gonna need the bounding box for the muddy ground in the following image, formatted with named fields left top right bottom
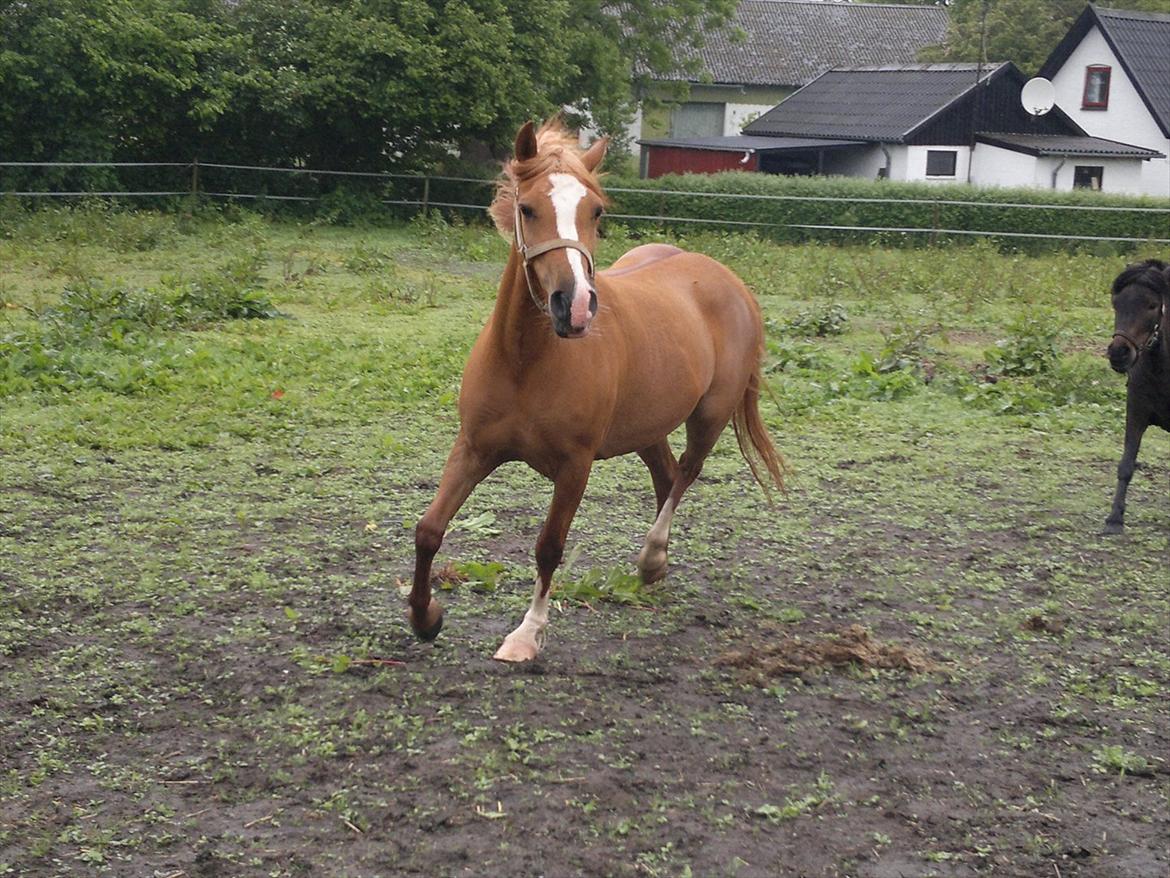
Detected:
left=2, top=429, right=1167, bottom=878
left=1, top=217, right=1168, bottom=877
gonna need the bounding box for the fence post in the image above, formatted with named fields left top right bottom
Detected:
left=422, top=175, right=430, bottom=216
left=190, top=157, right=200, bottom=201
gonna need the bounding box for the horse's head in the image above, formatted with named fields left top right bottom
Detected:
left=1107, top=259, right=1168, bottom=373
left=492, top=121, right=609, bottom=338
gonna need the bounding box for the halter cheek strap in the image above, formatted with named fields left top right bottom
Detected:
left=513, top=196, right=596, bottom=314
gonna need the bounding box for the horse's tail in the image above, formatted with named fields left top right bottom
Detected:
left=732, top=360, right=788, bottom=503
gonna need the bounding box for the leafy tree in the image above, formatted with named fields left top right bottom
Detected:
left=0, top=0, right=232, bottom=163
left=922, top=0, right=1170, bottom=75
left=557, top=0, right=738, bottom=147
left=0, top=0, right=739, bottom=172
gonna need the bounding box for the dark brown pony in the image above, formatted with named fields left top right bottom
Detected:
left=408, top=120, right=784, bottom=660
left=1104, top=258, right=1169, bottom=533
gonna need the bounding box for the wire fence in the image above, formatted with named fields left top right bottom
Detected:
left=2, top=160, right=1167, bottom=245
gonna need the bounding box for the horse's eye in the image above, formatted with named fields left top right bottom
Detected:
left=593, top=206, right=604, bottom=220
left=520, top=204, right=535, bottom=219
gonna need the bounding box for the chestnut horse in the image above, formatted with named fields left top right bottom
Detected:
left=408, top=120, right=785, bottom=661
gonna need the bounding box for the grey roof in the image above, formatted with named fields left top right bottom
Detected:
left=743, top=64, right=1010, bottom=142
left=663, top=0, right=949, bottom=87
left=978, top=133, right=1165, bottom=159
left=1039, top=5, right=1170, bottom=138
left=637, top=135, right=862, bottom=152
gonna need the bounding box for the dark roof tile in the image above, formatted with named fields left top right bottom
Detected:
left=743, top=64, right=1007, bottom=142
left=1095, top=6, right=1170, bottom=138
left=978, top=132, right=1165, bottom=158
left=1039, top=5, right=1170, bottom=138
left=663, top=0, right=949, bottom=87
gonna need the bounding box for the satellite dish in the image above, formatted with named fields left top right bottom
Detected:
left=1021, top=77, right=1055, bottom=116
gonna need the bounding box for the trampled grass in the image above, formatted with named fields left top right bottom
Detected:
left=0, top=204, right=1166, bottom=877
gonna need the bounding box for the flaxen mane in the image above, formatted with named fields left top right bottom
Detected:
left=488, top=119, right=608, bottom=239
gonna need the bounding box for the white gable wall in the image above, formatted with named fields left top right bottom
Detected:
left=1049, top=24, right=1170, bottom=197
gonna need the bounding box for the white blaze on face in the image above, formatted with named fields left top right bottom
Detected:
left=547, top=172, right=593, bottom=328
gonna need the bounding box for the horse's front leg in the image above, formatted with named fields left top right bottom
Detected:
left=409, top=435, right=497, bottom=640
left=1104, top=410, right=1147, bottom=534
left=494, top=458, right=592, bottom=662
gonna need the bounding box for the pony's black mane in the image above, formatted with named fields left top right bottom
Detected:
left=1112, top=258, right=1169, bottom=297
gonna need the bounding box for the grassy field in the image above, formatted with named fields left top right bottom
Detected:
left=0, top=204, right=1167, bottom=877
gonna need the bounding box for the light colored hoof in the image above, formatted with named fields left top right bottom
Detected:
left=493, top=635, right=540, bottom=663
left=637, top=544, right=668, bottom=584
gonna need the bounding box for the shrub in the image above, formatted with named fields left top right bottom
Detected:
left=984, top=313, right=1061, bottom=377
left=605, top=172, right=1169, bottom=252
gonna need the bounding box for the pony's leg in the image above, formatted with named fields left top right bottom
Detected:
left=637, top=410, right=726, bottom=583
left=638, top=440, right=679, bottom=514
left=494, top=460, right=591, bottom=662
left=409, top=436, right=496, bottom=640
left=1104, top=413, right=1147, bottom=534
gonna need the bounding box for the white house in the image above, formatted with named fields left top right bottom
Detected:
left=1038, top=4, right=1170, bottom=198
left=639, top=62, right=1163, bottom=192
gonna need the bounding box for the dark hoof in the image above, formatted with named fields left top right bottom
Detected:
left=407, top=600, right=444, bottom=641
left=1102, top=521, right=1124, bottom=536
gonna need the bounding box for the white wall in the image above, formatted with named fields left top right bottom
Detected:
left=1049, top=24, right=1170, bottom=197
left=899, top=145, right=973, bottom=184
left=1050, top=156, right=1146, bottom=193
left=970, top=142, right=1149, bottom=193
left=971, top=142, right=1038, bottom=188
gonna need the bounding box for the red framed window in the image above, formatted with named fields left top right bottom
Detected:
left=1082, top=65, right=1111, bottom=108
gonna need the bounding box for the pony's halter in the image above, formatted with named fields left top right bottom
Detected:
left=513, top=192, right=596, bottom=314
left=1112, top=298, right=1166, bottom=357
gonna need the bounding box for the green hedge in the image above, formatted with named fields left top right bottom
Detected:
left=604, top=172, right=1170, bottom=251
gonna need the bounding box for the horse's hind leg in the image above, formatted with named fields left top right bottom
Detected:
left=639, top=440, right=678, bottom=514
left=637, top=407, right=726, bottom=583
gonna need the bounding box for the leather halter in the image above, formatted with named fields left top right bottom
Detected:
left=513, top=193, right=596, bottom=314
left=1112, top=298, right=1165, bottom=358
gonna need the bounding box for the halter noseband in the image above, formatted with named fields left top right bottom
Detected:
left=513, top=193, right=596, bottom=314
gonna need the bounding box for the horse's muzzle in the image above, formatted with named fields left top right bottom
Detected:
left=550, top=288, right=597, bottom=338
left=1107, top=338, right=1134, bottom=373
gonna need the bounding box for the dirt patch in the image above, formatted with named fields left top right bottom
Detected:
left=1022, top=613, right=1066, bottom=635
left=717, top=624, right=938, bottom=684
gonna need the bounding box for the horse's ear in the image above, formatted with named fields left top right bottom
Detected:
left=580, top=136, right=609, bottom=172
left=515, top=122, right=538, bottom=162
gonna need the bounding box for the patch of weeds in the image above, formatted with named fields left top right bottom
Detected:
left=765, top=338, right=826, bottom=373
left=344, top=243, right=393, bottom=274
left=985, top=312, right=1060, bottom=378
left=555, top=546, right=655, bottom=606
left=1091, top=745, right=1152, bottom=778
left=448, top=511, right=500, bottom=538
left=752, top=772, right=835, bottom=822
left=770, top=303, right=848, bottom=338
left=449, top=560, right=505, bottom=593
left=874, top=323, right=938, bottom=376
